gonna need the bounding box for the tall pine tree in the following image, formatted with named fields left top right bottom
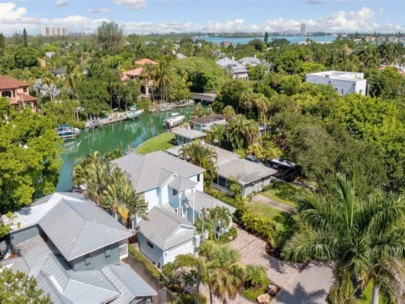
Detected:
left=23, top=28, right=28, bottom=47
left=264, top=32, right=269, bottom=45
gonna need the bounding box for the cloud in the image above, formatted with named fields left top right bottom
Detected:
left=0, top=3, right=403, bottom=35
left=87, top=8, right=109, bottom=14
left=56, top=0, right=68, bottom=7
left=113, top=0, right=146, bottom=10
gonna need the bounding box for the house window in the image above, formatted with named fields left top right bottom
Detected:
left=173, top=188, right=178, bottom=196
left=146, top=240, right=154, bottom=249
left=1, top=91, right=11, bottom=98
left=85, top=254, right=91, bottom=265
left=197, top=174, right=200, bottom=182
left=105, top=247, right=111, bottom=258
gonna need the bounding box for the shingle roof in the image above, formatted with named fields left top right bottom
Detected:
left=102, top=264, right=157, bottom=304
left=185, top=190, right=236, bottom=213
left=0, top=75, right=29, bottom=90
left=217, top=159, right=277, bottom=185
left=169, top=175, right=197, bottom=192
left=138, top=207, right=195, bottom=251
left=113, top=151, right=204, bottom=193
left=39, top=198, right=131, bottom=261
left=172, top=127, right=207, bottom=140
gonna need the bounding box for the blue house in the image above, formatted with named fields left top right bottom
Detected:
left=1, top=192, right=156, bottom=304
left=113, top=151, right=236, bottom=266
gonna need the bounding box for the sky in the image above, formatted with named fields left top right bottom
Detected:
left=0, top=0, right=404, bottom=35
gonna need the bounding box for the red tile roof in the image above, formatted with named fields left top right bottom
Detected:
left=17, top=93, right=37, bottom=102
left=134, top=58, right=157, bottom=65
left=0, top=76, right=29, bottom=90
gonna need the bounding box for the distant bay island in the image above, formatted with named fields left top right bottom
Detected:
left=200, top=35, right=336, bottom=44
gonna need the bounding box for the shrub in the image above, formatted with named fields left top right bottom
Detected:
left=243, top=287, right=267, bottom=302
left=136, top=97, right=151, bottom=113
left=128, top=246, right=161, bottom=280
left=217, top=227, right=237, bottom=243
left=206, top=187, right=246, bottom=210
left=240, top=209, right=276, bottom=246
left=177, top=293, right=207, bottom=304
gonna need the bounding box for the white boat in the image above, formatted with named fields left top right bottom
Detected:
left=164, top=115, right=185, bottom=128
left=126, top=109, right=144, bottom=120
left=56, top=124, right=80, bottom=140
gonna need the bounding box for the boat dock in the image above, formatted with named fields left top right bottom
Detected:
left=85, top=110, right=143, bottom=129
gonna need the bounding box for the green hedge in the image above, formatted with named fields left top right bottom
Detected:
left=217, top=227, right=237, bottom=243
left=206, top=188, right=246, bottom=210
left=177, top=293, right=207, bottom=304
left=243, top=287, right=267, bottom=302
left=128, top=246, right=161, bottom=280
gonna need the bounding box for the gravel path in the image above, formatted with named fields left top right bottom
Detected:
left=253, top=194, right=296, bottom=213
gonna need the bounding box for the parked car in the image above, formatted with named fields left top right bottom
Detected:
left=267, top=158, right=300, bottom=182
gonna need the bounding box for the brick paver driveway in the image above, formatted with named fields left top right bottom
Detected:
left=229, top=227, right=300, bottom=290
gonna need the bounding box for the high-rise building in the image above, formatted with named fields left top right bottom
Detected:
left=41, top=26, right=68, bottom=37
left=300, top=23, right=306, bottom=36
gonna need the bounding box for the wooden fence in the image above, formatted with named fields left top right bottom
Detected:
left=124, top=255, right=181, bottom=304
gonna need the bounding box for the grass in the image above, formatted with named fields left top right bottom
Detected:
left=262, top=181, right=308, bottom=208
left=135, top=132, right=175, bottom=154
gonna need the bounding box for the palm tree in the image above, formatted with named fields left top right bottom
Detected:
left=209, top=207, right=231, bottom=238
left=245, top=265, right=267, bottom=289
left=154, top=58, right=172, bottom=103
left=64, top=61, right=81, bottom=98
left=179, top=142, right=218, bottom=187
left=283, top=174, right=405, bottom=303
left=201, top=243, right=245, bottom=304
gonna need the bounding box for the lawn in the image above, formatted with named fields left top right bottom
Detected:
left=249, top=201, right=293, bottom=230
left=135, top=132, right=175, bottom=154
left=262, top=181, right=308, bottom=208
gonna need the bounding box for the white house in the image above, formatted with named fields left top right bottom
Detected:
left=216, top=57, right=249, bottom=80
left=167, top=143, right=277, bottom=197
left=305, top=71, right=367, bottom=96
left=113, top=151, right=236, bottom=267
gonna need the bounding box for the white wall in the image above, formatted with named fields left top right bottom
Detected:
left=164, top=240, right=196, bottom=264
left=188, top=174, right=204, bottom=191
left=305, top=75, right=367, bottom=96
left=144, top=188, right=160, bottom=211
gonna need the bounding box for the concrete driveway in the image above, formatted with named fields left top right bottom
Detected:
left=272, top=263, right=334, bottom=304
left=230, top=228, right=333, bottom=304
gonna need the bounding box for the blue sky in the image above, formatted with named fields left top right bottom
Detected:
left=1, top=0, right=404, bottom=35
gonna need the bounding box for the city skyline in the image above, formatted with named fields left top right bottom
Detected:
left=1, top=0, right=405, bottom=35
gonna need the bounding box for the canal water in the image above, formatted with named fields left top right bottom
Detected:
left=57, top=106, right=194, bottom=192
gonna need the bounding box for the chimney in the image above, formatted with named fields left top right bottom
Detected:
left=232, top=56, right=235, bottom=61
left=254, top=54, right=256, bottom=59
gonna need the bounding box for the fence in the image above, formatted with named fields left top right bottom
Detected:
left=124, top=254, right=181, bottom=304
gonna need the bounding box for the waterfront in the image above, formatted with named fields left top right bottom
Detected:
left=201, top=35, right=335, bottom=45
left=57, top=107, right=194, bottom=192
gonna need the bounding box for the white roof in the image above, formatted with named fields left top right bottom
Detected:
left=306, top=71, right=364, bottom=81
left=172, top=127, right=207, bottom=140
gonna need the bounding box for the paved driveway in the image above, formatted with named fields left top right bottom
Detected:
left=230, top=228, right=333, bottom=304
left=272, top=263, right=334, bottom=304
left=230, top=228, right=300, bottom=289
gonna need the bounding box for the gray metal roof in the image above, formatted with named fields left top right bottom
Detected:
left=172, top=127, right=207, bottom=140
left=217, top=159, right=277, bottom=185
left=202, top=143, right=240, bottom=166
left=185, top=190, right=236, bottom=213
left=113, top=151, right=204, bottom=193
left=138, top=207, right=195, bottom=251
left=169, top=175, right=197, bottom=192
left=102, top=264, right=157, bottom=304
left=39, top=197, right=131, bottom=261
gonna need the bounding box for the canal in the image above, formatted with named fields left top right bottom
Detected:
left=57, top=106, right=194, bottom=192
